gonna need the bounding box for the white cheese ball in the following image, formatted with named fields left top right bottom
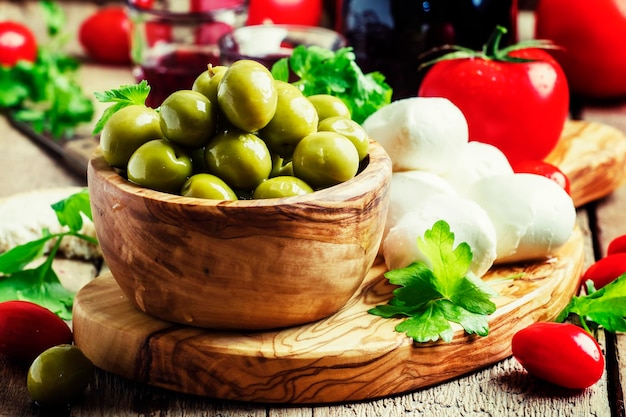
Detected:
left=362, top=97, right=469, bottom=174
left=468, top=173, right=576, bottom=264
left=439, top=141, right=514, bottom=196
left=385, top=170, right=458, bottom=239
left=383, top=194, right=498, bottom=278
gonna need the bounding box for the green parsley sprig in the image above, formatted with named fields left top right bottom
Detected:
left=271, top=45, right=392, bottom=124
left=92, top=80, right=151, bottom=135
left=0, top=1, right=94, bottom=139
left=0, top=189, right=97, bottom=320
left=369, top=220, right=498, bottom=343
left=556, top=276, right=626, bottom=334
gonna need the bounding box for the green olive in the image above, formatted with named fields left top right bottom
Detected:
left=192, top=65, right=227, bottom=104
left=127, top=139, right=193, bottom=194
left=181, top=173, right=238, bottom=200
left=292, top=131, right=360, bottom=189
left=159, top=90, right=216, bottom=148
left=217, top=60, right=277, bottom=132
left=253, top=176, right=314, bottom=199
left=100, top=104, right=163, bottom=169
left=261, top=80, right=318, bottom=158
left=318, top=116, right=369, bottom=161
left=27, top=344, right=94, bottom=407
left=307, top=94, right=351, bottom=121
left=205, top=130, right=272, bottom=190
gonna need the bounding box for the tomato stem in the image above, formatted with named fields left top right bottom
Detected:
left=419, top=25, right=560, bottom=69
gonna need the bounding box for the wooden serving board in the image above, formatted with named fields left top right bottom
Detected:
left=546, top=120, right=626, bottom=206
left=70, top=119, right=625, bottom=404
left=73, top=227, right=584, bottom=404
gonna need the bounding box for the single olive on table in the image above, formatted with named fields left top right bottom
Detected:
left=99, top=59, right=372, bottom=200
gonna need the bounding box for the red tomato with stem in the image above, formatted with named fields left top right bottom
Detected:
left=0, top=21, right=37, bottom=67
left=246, top=0, right=322, bottom=26
left=512, top=322, right=604, bottom=389
left=79, top=6, right=131, bottom=65
left=535, top=0, right=626, bottom=99
left=418, top=26, right=569, bottom=168
left=581, top=253, right=626, bottom=290
left=513, top=160, right=570, bottom=195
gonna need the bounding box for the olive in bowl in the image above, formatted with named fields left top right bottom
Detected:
left=86, top=141, right=391, bottom=330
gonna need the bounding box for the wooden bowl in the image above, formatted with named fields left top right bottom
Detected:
left=87, top=141, right=391, bottom=330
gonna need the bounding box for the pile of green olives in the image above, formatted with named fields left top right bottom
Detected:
left=99, top=60, right=370, bottom=200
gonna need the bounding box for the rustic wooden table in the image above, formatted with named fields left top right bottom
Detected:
left=0, top=2, right=625, bottom=416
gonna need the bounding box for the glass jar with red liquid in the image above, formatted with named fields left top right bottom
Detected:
left=126, top=0, right=247, bottom=108
left=334, top=0, right=518, bottom=99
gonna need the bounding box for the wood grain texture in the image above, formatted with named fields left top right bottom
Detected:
left=72, top=227, right=584, bottom=404
left=545, top=120, right=626, bottom=207
left=87, top=141, right=392, bottom=330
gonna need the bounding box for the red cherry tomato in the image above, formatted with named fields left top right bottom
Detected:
left=512, top=322, right=604, bottom=389
left=129, top=0, right=155, bottom=8
left=535, top=0, right=626, bottom=99
left=79, top=6, right=131, bottom=65
left=607, top=234, right=626, bottom=256
left=513, top=160, right=571, bottom=195
left=418, top=28, right=569, bottom=167
left=0, top=301, right=73, bottom=363
left=246, top=0, right=322, bottom=26
left=581, top=253, right=626, bottom=290
left=0, top=21, right=37, bottom=67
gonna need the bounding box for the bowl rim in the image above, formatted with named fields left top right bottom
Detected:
left=88, top=139, right=391, bottom=209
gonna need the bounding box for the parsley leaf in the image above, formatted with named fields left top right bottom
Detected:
left=369, top=220, right=498, bottom=343
left=556, top=275, right=626, bottom=334
left=271, top=45, right=392, bottom=124
left=92, top=80, right=151, bottom=135
left=0, top=190, right=97, bottom=320
left=0, top=1, right=94, bottom=139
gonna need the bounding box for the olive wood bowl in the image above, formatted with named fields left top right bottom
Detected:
left=87, top=141, right=391, bottom=330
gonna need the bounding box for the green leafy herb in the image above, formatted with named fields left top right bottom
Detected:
left=556, top=275, right=626, bottom=334
left=0, top=189, right=97, bottom=320
left=369, top=220, right=498, bottom=343
left=271, top=45, right=392, bottom=124
left=0, top=1, right=94, bottom=139
left=92, top=80, right=151, bottom=135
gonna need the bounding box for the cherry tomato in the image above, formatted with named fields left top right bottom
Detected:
left=246, top=0, right=322, bottom=26
left=535, top=0, right=626, bottom=99
left=418, top=27, right=569, bottom=167
left=581, top=253, right=626, bottom=290
left=0, top=21, right=37, bottom=67
left=129, top=0, right=155, bottom=8
left=79, top=6, right=131, bottom=65
left=0, top=301, right=73, bottom=363
left=513, top=160, right=570, bottom=195
left=607, top=234, right=626, bottom=256
left=512, top=322, right=604, bottom=389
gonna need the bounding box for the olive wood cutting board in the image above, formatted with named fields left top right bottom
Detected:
left=73, top=226, right=585, bottom=404
left=70, top=118, right=626, bottom=404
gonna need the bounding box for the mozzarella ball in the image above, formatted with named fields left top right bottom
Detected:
left=468, top=173, right=576, bottom=264
left=385, top=170, right=458, bottom=238
left=383, top=194, right=498, bottom=277
left=439, top=141, right=514, bottom=195
left=362, top=97, right=469, bottom=174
